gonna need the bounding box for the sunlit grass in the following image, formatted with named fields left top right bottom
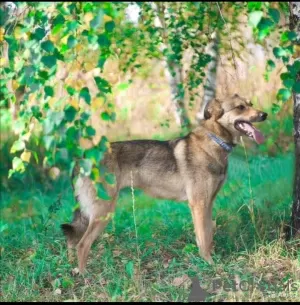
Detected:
left=1, top=151, right=298, bottom=302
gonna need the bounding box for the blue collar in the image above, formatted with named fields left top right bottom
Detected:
left=207, top=132, right=235, bottom=153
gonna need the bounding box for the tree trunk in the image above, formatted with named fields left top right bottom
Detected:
left=289, top=2, right=300, bottom=238
left=196, top=31, right=219, bottom=122
left=164, top=58, right=190, bottom=128
left=151, top=2, right=191, bottom=129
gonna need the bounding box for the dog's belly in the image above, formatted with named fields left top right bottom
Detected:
left=135, top=172, right=187, bottom=201
left=144, top=185, right=187, bottom=201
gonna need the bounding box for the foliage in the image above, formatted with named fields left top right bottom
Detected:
left=0, top=2, right=122, bottom=199
left=1, top=2, right=297, bottom=186
left=247, top=2, right=300, bottom=113
left=0, top=1, right=254, bottom=191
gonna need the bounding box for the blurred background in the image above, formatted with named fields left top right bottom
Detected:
left=0, top=2, right=297, bottom=302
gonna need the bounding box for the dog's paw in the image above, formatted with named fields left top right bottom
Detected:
left=200, top=252, right=214, bottom=265
left=205, top=256, right=214, bottom=265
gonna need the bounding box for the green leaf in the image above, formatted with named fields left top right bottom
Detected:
left=41, top=55, right=57, bottom=69
left=33, top=27, right=46, bottom=41
left=85, top=147, right=104, bottom=163
left=31, top=105, right=42, bottom=120
left=96, top=182, right=111, bottom=200
left=64, top=105, right=77, bottom=122
left=0, top=8, right=8, bottom=26
left=43, top=111, right=64, bottom=134
left=111, top=112, right=116, bottom=122
left=79, top=87, right=91, bottom=105
left=266, top=59, right=275, bottom=72
left=80, top=159, right=92, bottom=176
left=105, top=21, right=115, bottom=33
left=268, top=8, right=280, bottom=24
left=271, top=103, right=281, bottom=114
left=80, top=112, right=91, bottom=123
left=44, top=86, right=54, bottom=97
left=39, top=70, right=49, bottom=80
left=33, top=151, right=39, bottom=164
left=67, top=20, right=79, bottom=32
left=293, top=81, right=300, bottom=93
left=248, top=11, right=263, bottom=28
left=277, top=88, right=291, bottom=102
left=273, top=47, right=287, bottom=59
left=54, top=47, right=64, bottom=61
left=83, top=3, right=93, bottom=12
left=101, top=112, right=110, bottom=121
left=66, top=126, right=80, bottom=142
left=280, top=72, right=292, bottom=81
left=86, top=126, right=96, bottom=137
left=99, top=136, right=109, bottom=152
left=41, top=40, right=55, bottom=53
left=281, top=31, right=297, bottom=43
left=94, top=77, right=111, bottom=93
left=97, top=34, right=111, bottom=47
left=43, top=118, right=54, bottom=135
left=10, top=140, right=25, bottom=153
left=117, top=82, right=130, bottom=91
left=44, top=135, right=54, bottom=150
left=56, top=148, right=69, bottom=163
left=283, top=78, right=295, bottom=89
left=87, top=34, right=98, bottom=45
left=52, top=23, right=64, bottom=35
left=257, top=17, right=274, bottom=40
left=67, top=35, right=77, bottom=48
left=90, top=9, right=104, bottom=28
left=12, top=157, right=25, bottom=172
left=288, top=61, right=300, bottom=77
left=53, top=13, right=65, bottom=26
left=105, top=173, right=116, bottom=185
left=98, top=55, right=107, bottom=69
left=248, top=2, right=262, bottom=11
left=66, top=86, right=76, bottom=96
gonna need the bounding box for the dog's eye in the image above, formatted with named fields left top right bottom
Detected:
left=237, top=105, right=246, bottom=110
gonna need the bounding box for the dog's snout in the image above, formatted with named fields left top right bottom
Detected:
left=260, top=112, right=268, bottom=121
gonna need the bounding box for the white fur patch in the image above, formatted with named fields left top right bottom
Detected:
left=75, top=177, right=95, bottom=220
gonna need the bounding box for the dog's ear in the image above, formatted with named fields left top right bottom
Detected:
left=204, top=98, right=224, bottom=120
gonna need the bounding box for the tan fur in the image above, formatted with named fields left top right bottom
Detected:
left=61, top=94, right=267, bottom=273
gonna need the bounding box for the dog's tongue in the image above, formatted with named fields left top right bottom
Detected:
left=242, top=123, right=265, bottom=144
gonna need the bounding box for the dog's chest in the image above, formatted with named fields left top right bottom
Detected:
left=207, top=160, right=228, bottom=177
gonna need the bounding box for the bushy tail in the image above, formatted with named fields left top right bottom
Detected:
left=61, top=209, right=89, bottom=246
left=61, top=223, right=76, bottom=239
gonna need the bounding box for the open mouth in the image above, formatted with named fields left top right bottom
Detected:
left=234, top=121, right=265, bottom=144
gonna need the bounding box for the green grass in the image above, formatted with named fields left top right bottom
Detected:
left=1, top=151, right=299, bottom=301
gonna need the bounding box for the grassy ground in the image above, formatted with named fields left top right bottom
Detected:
left=1, top=148, right=299, bottom=302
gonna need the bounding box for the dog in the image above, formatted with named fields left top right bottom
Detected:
left=61, top=94, right=267, bottom=273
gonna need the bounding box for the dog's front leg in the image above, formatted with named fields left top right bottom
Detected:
left=189, top=199, right=214, bottom=264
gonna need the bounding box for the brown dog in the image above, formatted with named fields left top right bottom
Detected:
left=61, top=94, right=267, bottom=273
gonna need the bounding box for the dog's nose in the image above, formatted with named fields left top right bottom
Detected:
left=260, top=112, right=268, bottom=121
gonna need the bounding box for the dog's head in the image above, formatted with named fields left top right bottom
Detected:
left=204, top=94, right=268, bottom=144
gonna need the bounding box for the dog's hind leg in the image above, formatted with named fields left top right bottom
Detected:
left=76, top=197, right=117, bottom=273
left=62, top=174, right=119, bottom=273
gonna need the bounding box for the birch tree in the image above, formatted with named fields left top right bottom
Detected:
left=289, top=1, right=300, bottom=238
left=196, top=31, right=219, bottom=122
